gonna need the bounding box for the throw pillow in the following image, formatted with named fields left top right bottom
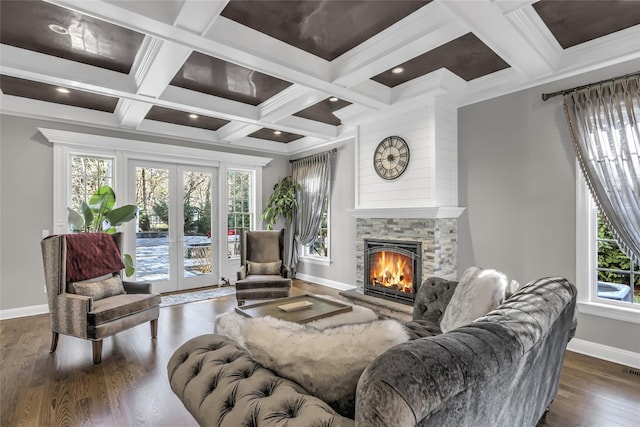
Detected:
left=242, top=316, right=409, bottom=406
left=65, top=233, right=125, bottom=282
left=440, top=266, right=508, bottom=333
left=247, top=260, right=282, bottom=275
left=68, top=274, right=126, bottom=301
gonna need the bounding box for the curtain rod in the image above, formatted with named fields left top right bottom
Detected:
left=289, top=148, right=337, bottom=163
left=541, top=71, right=640, bottom=101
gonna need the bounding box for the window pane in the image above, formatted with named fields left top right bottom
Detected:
left=596, top=213, right=638, bottom=304
left=227, top=170, right=253, bottom=257
left=70, top=155, right=114, bottom=226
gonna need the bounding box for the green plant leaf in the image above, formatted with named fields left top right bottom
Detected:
left=68, top=208, right=85, bottom=231
left=80, top=202, right=94, bottom=231
left=105, top=204, right=138, bottom=228
left=123, top=253, right=135, bottom=277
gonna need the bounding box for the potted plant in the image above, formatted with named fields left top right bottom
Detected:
left=261, top=176, right=300, bottom=230
left=68, top=185, right=138, bottom=276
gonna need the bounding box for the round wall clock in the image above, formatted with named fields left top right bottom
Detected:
left=373, top=136, right=410, bottom=180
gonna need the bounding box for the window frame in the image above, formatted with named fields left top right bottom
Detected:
left=44, top=127, right=269, bottom=277
left=576, top=164, right=640, bottom=324
left=226, top=168, right=257, bottom=259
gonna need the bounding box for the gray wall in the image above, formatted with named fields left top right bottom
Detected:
left=0, top=114, right=288, bottom=311
left=294, top=138, right=357, bottom=286
left=458, top=60, right=640, bottom=354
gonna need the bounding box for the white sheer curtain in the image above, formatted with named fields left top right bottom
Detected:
left=287, top=151, right=332, bottom=272
left=563, top=75, right=640, bottom=263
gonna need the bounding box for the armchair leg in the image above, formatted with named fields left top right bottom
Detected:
left=92, top=340, right=103, bottom=364
left=49, top=331, right=59, bottom=353
left=150, top=319, right=158, bottom=338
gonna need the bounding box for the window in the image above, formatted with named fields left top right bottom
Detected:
left=70, top=155, right=113, bottom=211
left=576, top=170, right=639, bottom=324
left=227, top=169, right=253, bottom=257
left=596, top=213, right=639, bottom=304
left=303, top=195, right=329, bottom=259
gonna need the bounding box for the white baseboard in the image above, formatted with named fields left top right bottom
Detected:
left=295, top=273, right=357, bottom=292
left=567, top=338, right=640, bottom=369
left=0, top=304, right=49, bottom=320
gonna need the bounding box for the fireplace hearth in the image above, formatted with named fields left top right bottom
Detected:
left=364, top=239, right=421, bottom=305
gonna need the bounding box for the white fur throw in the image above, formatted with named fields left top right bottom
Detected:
left=440, top=266, right=508, bottom=333
left=214, top=295, right=379, bottom=347
left=242, top=316, right=409, bottom=405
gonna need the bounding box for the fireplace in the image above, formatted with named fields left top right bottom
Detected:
left=364, top=239, right=422, bottom=305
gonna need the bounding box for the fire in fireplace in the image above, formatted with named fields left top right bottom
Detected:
left=364, top=239, right=421, bottom=305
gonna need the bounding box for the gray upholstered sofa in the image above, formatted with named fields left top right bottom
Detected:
left=167, top=276, right=577, bottom=427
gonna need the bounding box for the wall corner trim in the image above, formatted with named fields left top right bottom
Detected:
left=567, top=338, right=640, bottom=369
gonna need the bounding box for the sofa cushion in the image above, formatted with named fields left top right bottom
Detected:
left=242, top=316, right=409, bottom=413
left=247, top=260, right=282, bottom=275
left=68, top=274, right=125, bottom=301
left=87, top=293, right=161, bottom=326
left=440, top=266, right=507, bottom=333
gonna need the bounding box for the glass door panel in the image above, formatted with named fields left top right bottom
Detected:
left=134, top=166, right=172, bottom=286
left=181, top=169, right=216, bottom=287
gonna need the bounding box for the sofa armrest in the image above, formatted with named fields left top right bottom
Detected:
left=413, top=277, right=458, bottom=324
left=50, top=294, right=92, bottom=337
left=123, top=281, right=153, bottom=294
left=282, top=264, right=292, bottom=278
left=168, top=334, right=354, bottom=427
left=237, top=265, right=247, bottom=280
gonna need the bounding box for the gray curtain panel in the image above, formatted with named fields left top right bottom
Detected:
left=563, top=75, right=640, bottom=263
left=291, top=151, right=333, bottom=268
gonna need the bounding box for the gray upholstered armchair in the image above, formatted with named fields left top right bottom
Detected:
left=41, top=232, right=160, bottom=364
left=235, top=229, right=292, bottom=306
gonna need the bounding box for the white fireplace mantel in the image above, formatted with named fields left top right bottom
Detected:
left=346, top=206, right=466, bottom=219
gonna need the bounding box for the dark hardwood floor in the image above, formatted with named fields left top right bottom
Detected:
left=1, top=280, right=638, bottom=426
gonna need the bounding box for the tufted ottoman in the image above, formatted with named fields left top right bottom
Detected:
left=167, top=334, right=354, bottom=427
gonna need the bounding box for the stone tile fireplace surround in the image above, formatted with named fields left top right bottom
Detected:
left=340, top=216, right=458, bottom=321
left=356, top=217, right=458, bottom=292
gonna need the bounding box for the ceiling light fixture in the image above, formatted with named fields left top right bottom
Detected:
left=329, top=97, right=339, bottom=102
left=391, top=67, right=404, bottom=74
left=48, top=23, right=69, bottom=35
left=56, top=87, right=70, bottom=94
left=274, top=130, right=282, bottom=135
left=189, top=114, right=199, bottom=119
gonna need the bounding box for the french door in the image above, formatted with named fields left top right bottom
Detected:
left=130, top=161, right=218, bottom=294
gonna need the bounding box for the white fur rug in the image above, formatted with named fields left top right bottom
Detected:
left=213, top=295, right=406, bottom=405
left=214, top=294, right=378, bottom=347
left=243, top=316, right=409, bottom=404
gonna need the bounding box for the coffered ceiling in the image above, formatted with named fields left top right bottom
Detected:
left=1, top=0, right=639, bottom=155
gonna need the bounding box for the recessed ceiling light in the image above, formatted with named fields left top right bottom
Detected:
left=391, top=67, right=404, bottom=74
left=189, top=114, right=198, bottom=119
left=274, top=130, right=282, bottom=135
left=56, top=87, right=70, bottom=94
left=329, top=97, right=339, bottom=102
left=48, top=23, right=69, bottom=35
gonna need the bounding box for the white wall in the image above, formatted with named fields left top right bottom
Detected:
left=0, top=114, right=288, bottom=312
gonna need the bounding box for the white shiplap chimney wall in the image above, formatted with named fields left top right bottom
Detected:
left=354, top=96, right=459, bottom=212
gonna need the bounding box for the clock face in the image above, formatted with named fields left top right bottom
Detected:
left=373, top=136, right=410, bottom=180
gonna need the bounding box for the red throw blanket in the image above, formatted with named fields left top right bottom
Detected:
left=65, top=233, right=125, bottom=282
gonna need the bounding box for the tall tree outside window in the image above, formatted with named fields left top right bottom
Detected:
left=227, top=170, right=253, bottom=257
